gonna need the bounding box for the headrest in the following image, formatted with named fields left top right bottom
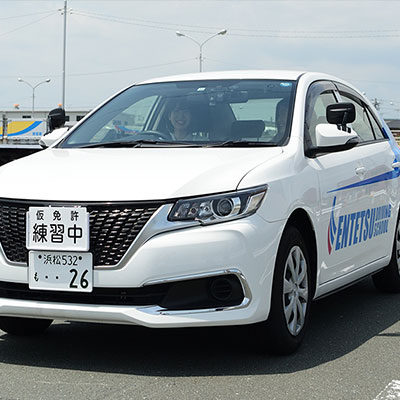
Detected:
left=231, top=120, right=265, bottom=139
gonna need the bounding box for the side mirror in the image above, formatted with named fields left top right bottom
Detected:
left=39, top=127, right=69, bottom=148
left=305, top=123, right=360, bottom=158
left=47, top=108, right=66, bottom=132
left=326, top=103, right=355, bottom=128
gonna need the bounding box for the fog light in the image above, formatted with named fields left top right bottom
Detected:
left=210, top=278, right=233, bottom=301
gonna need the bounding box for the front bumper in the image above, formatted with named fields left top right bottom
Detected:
left=0, top=210, right=284, bottom=327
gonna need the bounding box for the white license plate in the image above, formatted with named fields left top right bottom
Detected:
left=29, top=251, right=93, bottom=292
left=26, top=206, right=89, bottom=251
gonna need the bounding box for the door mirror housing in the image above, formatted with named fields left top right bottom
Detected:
left=39, top=127, right=69, bottom=148
left=305, top=123, right=360, bottom=158
left=315, top=123, right=358, bottom=147
left=47, top=108, right=66, bottom=132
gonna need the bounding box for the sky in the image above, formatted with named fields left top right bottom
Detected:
left=1, top=0, right=400, bottom=119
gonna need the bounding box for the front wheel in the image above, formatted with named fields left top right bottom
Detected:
left=254, top=226, right=312, bottom=355
left=0, top=316, right=53, bottom=336
left=372, top=216, right=400, bottom=293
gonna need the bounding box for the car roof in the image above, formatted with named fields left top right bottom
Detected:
left=138, top=70, right=307, bottom=85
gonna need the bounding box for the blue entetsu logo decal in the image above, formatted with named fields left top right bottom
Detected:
left=327, top=197, right=337, bottom=255
left=328, top=196, right=391, bottom=254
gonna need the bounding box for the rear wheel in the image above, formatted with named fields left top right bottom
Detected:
left=0, top=317, right=52, bottom=336
left=255, top=226, right=312, bottom=355
left=372, top=216, right=400, bottom=293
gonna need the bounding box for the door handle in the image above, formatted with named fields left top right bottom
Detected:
left=392, top=161, right=400, bottom=169
left=355, top=166, right=366, bottom=176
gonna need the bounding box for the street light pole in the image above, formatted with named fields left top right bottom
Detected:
left=17, top=78, right=51, bottom=118
left=62, top=0, right=67, bottom=109
left=176, top=29, right=227, bottom=72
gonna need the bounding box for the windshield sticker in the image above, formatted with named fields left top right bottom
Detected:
left=328, top=196, right=391, bottom=255
left=280, top=82, right=292, bottom=88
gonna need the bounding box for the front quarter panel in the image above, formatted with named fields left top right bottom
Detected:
left=238, top=74, right=319, bottom=227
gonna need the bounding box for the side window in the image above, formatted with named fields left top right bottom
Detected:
left=340, top=94, right=375, bottom=142
left=313, top=93, right=337, bottom=124
left=305, top=88, right=337, bottom=147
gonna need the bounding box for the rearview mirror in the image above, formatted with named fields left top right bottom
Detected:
left=185, top=90, right=249, bottom=107
left=326, top=103, right=355, bottom=127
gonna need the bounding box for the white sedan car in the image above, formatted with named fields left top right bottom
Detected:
left=0, top=70, right=399, bottom=355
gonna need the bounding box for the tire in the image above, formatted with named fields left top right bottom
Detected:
left=254, top=226, right=312, bottom=355
left=372, top=216, right=400, bottom=293
left=0, top=317, right=53, bottom=336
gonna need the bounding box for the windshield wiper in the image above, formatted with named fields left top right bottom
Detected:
left=206, top=140, right=278, bottom=148
left=74, top=139, right=277, bottom=149
left=79, top=139, right=160, bottom=148
left=78, top=140, right=202, bottom=148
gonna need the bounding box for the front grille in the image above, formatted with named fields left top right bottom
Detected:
left=0, top=200, right=163, bottom=266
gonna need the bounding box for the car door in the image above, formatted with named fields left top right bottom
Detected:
left=335, top=83, right=399, bottom=264
left=304, top=81, right=388, bottom=284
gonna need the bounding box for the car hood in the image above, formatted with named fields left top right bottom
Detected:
left=0, top=147, right=282, bottom=201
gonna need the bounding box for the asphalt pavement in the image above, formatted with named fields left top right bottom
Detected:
left=0, top=277, right=399, bottom=400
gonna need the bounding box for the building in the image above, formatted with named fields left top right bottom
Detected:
left=386, top=119, right=400, bottom=137
left=1, top=109, right=90, bottom=124
left=0, top=108, right=90, bottom=144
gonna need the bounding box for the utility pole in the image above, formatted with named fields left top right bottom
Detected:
left=61, top=0, right=67, bottom=109
left=2, top=114, right=7, bottom=144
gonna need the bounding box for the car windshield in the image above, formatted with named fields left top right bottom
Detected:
left=60, top=79, right=296, bottom=148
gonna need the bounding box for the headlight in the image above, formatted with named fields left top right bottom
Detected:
left=168, top=185, right=267, bottom=224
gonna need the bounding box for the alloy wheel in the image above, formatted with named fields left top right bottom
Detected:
left=396, top=223, right=400, bottom=274
left=283, top=245, right=309, bottom=336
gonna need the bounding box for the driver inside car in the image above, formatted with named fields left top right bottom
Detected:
left=168, top=100, right=195, bottom=140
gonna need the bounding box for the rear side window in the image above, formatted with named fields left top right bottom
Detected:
left=369, top=111, right=385, bottom=140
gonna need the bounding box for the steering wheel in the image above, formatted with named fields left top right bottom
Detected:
left=138, top=130, right=174, bottom=141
